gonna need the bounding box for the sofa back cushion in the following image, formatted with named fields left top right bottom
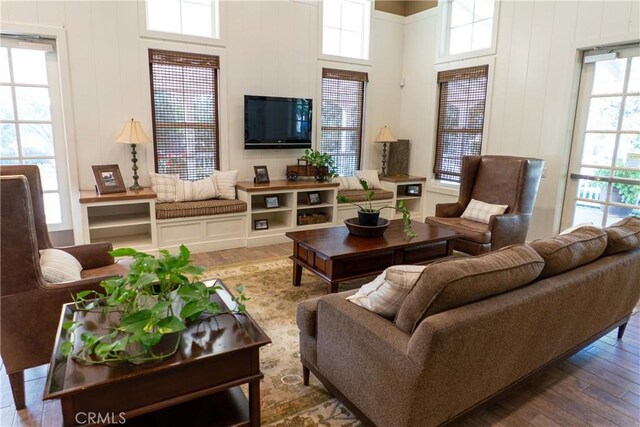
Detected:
left=394, top=245, right=544, bottom=333
left=603, top=216, right=640, bottom=256
left=529, top=226, right=607, bottom=279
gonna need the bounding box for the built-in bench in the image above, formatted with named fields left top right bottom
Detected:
left=155, top=199, right=248, bottom=253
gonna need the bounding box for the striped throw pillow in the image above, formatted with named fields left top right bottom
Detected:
left=332, top=176, right=361, bottom=190
left=461, top=199, right=508, bottom=224
left=346, top=265, right=426, bottom=317
left=355, top=170, right=382, bottom=189
left=149, top=172, right=178, bottom=202
left=39, top=249, right=82, bottom=283
left=175, top=176, right=220, bottom=202
left=213, top=170, right=239, bottom=200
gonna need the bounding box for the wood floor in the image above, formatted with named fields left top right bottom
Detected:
left=1, top=243, right=639, bottom=427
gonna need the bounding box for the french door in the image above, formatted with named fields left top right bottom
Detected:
left=562, top=45, right=640, bottom=229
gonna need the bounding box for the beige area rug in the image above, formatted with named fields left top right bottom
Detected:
left=205, top=257, right=365, bottom=427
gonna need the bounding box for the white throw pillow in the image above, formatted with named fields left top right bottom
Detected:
left=346, top=265, right=426, bottom=317
left=355, top=170, right=382, bottom=189
left=212, top=169, right=239, bottom=200
left=333, top=176, right=361, bottom=190
left=175, top=176, right=221, bottom=202
left=39, top=249, right=83, bottom=283
left=149, top=172, right=178, bottom=202
left=460, top=199, right=508, bottom=224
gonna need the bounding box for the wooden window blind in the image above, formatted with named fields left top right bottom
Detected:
left=149, top=49, right=220, bottom=180
left=320, top=68, right=368, bottom=176
left=434, top=65, right=488, bottom=182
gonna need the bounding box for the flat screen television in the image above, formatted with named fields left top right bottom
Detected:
left=244, top=95, right=312, bottom=149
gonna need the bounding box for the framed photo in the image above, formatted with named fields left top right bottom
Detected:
left=405, top=184, right=422, bottom=196
left=254, top=165, right=270, bottom=184
left=92, top=164, right=126, bottom=195
left=307, top=191, right=321, bottom=205
left=254, top=219, right=269, bottom=230
left=264, top=195, right=279, bottom=209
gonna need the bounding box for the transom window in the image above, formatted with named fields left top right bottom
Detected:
left=322, top=0, right=371, bottom=61
left=145, top=0, right=220, bottom=39
left=442, top=0, right=495, bottom=56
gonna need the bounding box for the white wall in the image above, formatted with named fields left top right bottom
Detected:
left=400, top=0, right=640, bottom=240
left=0, top=0, right=404, bottom=191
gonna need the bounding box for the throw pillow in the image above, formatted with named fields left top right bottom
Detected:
left=334, top=176, right=363, bottom=190
left=603, top=216, right=640, bottom=255
left=213, top=169, right=239, bottom=200
left=346, top=265, right=427, bottom=317
left=355, top=170, right=382, bottom=189
left=460, top=199, right=508, bottom=224
left=149, top=172, right=178, bottom=202
left=39, top=249, right=83, bottom=283
left=175, top=176, right=220, bottom=202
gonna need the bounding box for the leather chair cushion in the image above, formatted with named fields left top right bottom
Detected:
left=603, top=216, right=640, bottom=256
left=529, top=226, right=607, bottom=279
left=425, top=216, right=491, bottom=244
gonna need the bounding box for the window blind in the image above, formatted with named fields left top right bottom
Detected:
left=433, top=65, right=488, bottom=182
left=320, top=68, right=368, bottom=176
left=149, top=49, right=220, bottom=180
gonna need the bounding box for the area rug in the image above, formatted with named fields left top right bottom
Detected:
left=204, top=257, right=365, bottom=427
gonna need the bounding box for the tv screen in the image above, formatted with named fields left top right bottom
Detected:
left=244, top=95, right=312, bottom=149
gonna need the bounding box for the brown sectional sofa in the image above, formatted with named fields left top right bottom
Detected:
left=297, top=217, right=640, bottom=426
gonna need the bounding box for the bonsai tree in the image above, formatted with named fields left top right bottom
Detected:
left=337, top=178, right=417, bottom=238
left=300, top=149, right=338, bottom=182
left=62, top=245, right=248, bottom=364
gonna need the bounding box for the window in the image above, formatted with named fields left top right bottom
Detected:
left=149, top=49, right=220, bottom=180
left=442, top=0, right=495, bottom=56
left=145, top=0, right=219, bottom=39
left=0, top=36, right=70, bottom=228
left=433, top=65, right=488, bottom=182
left=322, top=0, right=371, bottom=61
left=320, top=68, right=367, bottom=176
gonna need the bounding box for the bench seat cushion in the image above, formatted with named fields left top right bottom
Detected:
left=337, top=189, right=393, bottom=203
left=156, top=199, right=247, bottom=220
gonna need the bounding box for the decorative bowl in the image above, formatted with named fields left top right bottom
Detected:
left=344, top=217, right=390, bottom=237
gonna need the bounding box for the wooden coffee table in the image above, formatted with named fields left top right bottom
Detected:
left=285, top=220, right=459, bottom=293
left=43, top=280, right=270, bottom=427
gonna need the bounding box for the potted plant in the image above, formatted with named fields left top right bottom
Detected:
left=300, top=149, right=338, bottom=182
left=337, top=178, right=417, bottom=238
left=61, top=245, right=247, bottom=365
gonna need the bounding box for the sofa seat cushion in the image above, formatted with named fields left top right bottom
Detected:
left=425, top=216, right=491, bottom=243
left=156, top=199, right=247, bottom=220
left=603, top=216, right=640, bottom=255
left=529, top=226, right=607, bottom=279
left=395, top=245, right=544, bottom=333
left=337, top=189, right=393, bottom=203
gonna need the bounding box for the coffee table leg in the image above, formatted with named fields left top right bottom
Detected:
left=249, top=379, right=260, bottom=426
left=328, top=282, right=339, bottom=294
left=293, top=263, right=302, bottom=287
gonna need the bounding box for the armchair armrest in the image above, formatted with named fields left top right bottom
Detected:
left=58, top=243, right=114, bottom=270
left=435, top=202, right=465, bottom=218
left=488, top=213, right=532, bottom=250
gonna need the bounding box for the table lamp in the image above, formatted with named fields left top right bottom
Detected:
left=374, top=126, right=398, bottom=176
left=115, top=118, right=151, bottom=191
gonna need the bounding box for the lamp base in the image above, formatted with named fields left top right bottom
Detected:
left=380, top=142, right=389, bottom=176
left=129, top=183, right=144, bottom=191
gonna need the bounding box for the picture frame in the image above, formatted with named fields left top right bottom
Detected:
left=254, top=165, right=270, bottom=184
left=254, top=219, right=269, bottom=230
left=307, top=191, right=321, bottom=205
left=264, top=195, right=279, bottom=209
left=405, top=184, right=422, bottom=196
left=92, top=164, right=126, bottom=195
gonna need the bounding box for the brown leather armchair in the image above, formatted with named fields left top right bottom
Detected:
left=0, top=165, right=128, bottom=409
left=425, top=155, right=544, bottom=255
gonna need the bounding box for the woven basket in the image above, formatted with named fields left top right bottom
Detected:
left=297, top=212, right=329, bottom=225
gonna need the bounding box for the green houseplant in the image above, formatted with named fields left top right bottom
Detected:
left=300, top=149, right=338, bottom=182
left=337, top=178, right=417, bottom=238
left=62, top=245, right=247, bottom=365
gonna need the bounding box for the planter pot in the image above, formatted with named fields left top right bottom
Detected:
left=139, top=289, right=183, bottom=319
left=345, top=217, right=390, bottom=237
left=357, top=210, right=380, bottom=226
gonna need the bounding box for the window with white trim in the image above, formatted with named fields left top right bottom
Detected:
left=145, top=0, right=220, bottom=39
left=322, top=0, right=371, bottom=61
left=0, top=36, right=71, bottom=229
left=442, top=0, right=495, bottom=56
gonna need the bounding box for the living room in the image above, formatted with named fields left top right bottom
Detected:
left=1, top=0, right=639, bottom=426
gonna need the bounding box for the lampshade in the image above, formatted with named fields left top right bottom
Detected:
left=115, top=119, right=151, bottom=145
left=374, top=126, right=397, bottom=144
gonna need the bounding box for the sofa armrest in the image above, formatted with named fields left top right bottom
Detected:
left=435, top=202, right=465, bottom=218
left=58, top=243, right=115, bottom=270
left=488, top=213, right=531, bottom=250
left=297, top=289, right=358, bottom=338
